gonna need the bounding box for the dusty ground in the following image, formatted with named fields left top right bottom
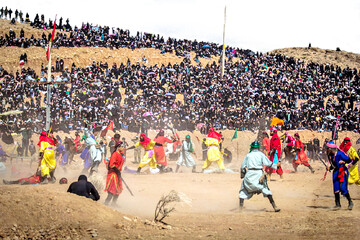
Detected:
left=1, top=130, right=360, bottom=239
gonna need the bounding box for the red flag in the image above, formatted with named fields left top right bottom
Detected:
left=46, top=15, right=57, bottom=61
left=107, top=121, right=114, bottom=131
left=50, top=16, right=57, bottom=42
left=100, top=121, right=114, bottom=137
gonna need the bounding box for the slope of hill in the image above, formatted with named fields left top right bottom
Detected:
left=269, top=47, right=360, bottom=70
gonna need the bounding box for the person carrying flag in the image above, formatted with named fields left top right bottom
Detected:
left=202, top=128, right=225, bottom=172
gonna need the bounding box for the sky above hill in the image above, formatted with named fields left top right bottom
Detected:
left=2, top=0, right=360, bottom=53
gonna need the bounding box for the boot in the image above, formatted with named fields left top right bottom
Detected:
left=2, top=179, right=14, bottom=185
left=308, top=165, right=315, bottom=174
left=175, top=165, right=180, bottom=173
left=334, top=192, right=341, bottom=209
left=104, top=193, right=112, bottom=206
left=49, top=171, right=56, bottom=183
left=268, top=195, right=280, bottom=212
left=41, top=177, right=49, bottom=185
left=192, top=166, right=197, bottom=173
left=345, top=193, right=354, bottom=210
left=239, top=198, right=244, bottom=209
left=136, top=167, right=142, bottom=174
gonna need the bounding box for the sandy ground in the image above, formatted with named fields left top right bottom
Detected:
left=1, top=130, right=360, bottom=239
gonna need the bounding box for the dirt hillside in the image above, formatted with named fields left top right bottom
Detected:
left=269, top=47, right=360, bottom=70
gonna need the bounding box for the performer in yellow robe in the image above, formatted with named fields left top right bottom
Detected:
left=127, top=133, right=162, bottom=174
left=339, top=137, right=360, bottom=186
left=37, top=131, right=57, bottom=183
left=202, top=128, right=225, bottom=171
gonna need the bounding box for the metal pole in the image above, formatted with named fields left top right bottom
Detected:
left=46, top=41, right=52, bottom=131
left=220, top=6, right=226, bottom=79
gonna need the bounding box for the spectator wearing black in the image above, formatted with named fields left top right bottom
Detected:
left=67, top=175, right=100, bottom=201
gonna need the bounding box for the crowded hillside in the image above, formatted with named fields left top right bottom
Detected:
left=0, top=6, right=360, bottom=135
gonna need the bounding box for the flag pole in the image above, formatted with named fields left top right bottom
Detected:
left=220, top=5, right=226, bottom=79
left=46, top=15, right=57, bottom=131
left=46, top=41, right=52, bottom=131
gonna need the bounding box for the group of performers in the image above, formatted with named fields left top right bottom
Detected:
left=1, top=122, right=359, bottom=213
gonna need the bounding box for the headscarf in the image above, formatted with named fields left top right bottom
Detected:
left=208, top=128, right=221, bottom=142
left=339, top=137, right=351, bottom=153
left=37, top=131, right=55, bottom=147
left=185, top=135, right=194, bottom=152
left=270, top=127, right=277, bottom=132
left=140, top=133, right=151, bottom=148
left=326, top=141, right=338, bottom=149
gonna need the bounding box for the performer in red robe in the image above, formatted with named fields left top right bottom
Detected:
left=154, top=130, right=172, bottom=170
left=104, top=141, right=124, bottom=206
left=292, top=133, right=315, bottom=173
left=265, top=127, right=283, bottom=179
left=3, top=172, right=41, bottom=185
left=74, top=132, right=81, bottom=152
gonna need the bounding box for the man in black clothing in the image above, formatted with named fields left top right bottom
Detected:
left=67, top=175, right=100, bottom=201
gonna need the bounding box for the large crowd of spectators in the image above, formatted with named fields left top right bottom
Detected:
left=0, top=6, right=360, bottom=136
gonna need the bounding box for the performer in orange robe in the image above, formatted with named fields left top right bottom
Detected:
left=105, top=141, right=124, bottom=206
left=262, top=132, right=270, bottom=158
left=292, top=133, right=315, bottom=173
left=154, top=130, right=172, bottom=169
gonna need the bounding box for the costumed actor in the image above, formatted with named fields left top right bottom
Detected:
left=126, top=133, right=162, bottom=174
left=239, top=141, right=280, bottom=212
left=202, top=128, right=225, bottom=172
left=326, top=141, right=354, bottom=210
left=104, top=141, right=125, bottom=206
left=37, top=131, right=57, bottom=184
left=339, top=137, right=360, bottom=186
left=265, top=127, right=283, bottom=180
left=176, top=135, right=196, bottom=173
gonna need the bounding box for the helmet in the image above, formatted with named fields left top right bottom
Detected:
left=59, top=177, right=68, bottom=184
left=250, top=141, right=261, bottom=149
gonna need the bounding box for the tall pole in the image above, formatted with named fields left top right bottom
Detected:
left=46, top=41, right=52, bottom=131
left=220, top=6, right=226, bottom=79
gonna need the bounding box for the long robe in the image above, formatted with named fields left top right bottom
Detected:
left=135, top=140, right=157, bottom=169
left=346, top=146, right=360, bottom=186
left=239, top=150, right=276, bottom=199
left=39, top=141, right=56, bottom=177
left=177, top=140, right=196, bottom=167
left=202, top=137, right=225, bottom=170
left=293, top=139, right=310, bottom=167
left=154, top=136, right=172, bottom=166
left=105, top=150, right=124, bottom=195
left=328, top=150, right=351, bottom=195
left=265, top=133, right=283, bottom=175
left=84, top=129, right=102, bottom=164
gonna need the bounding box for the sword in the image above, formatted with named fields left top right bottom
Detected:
left=120, top=175, right=134, bottom=196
